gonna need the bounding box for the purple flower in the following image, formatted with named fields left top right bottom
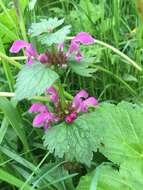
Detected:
left=10, top=40, right=38, bottom=65
left=46, top=87, right=59, bottom=104
left=28, top=102, right=58, bottom=130
left=72, top=90, right=98, bottom=113
left=66, top=32, right=95, bottom=61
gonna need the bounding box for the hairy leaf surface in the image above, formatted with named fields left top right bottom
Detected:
left=15, top=61, right=59, bottom=100
left=43, top=112, right=98, bottom=166
left=94, top=102, right=143, bottom=165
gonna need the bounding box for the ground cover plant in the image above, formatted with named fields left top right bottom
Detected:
left=0, top=0, right=143, bottom=189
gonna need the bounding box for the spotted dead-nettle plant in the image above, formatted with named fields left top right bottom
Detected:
left=10, top=17, right=99, bottom=166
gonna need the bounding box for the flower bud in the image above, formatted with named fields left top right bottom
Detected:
left=38, top=54, right=48, bottom=63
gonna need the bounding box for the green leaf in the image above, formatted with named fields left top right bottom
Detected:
left=77, top=161, right=143, bottom=190
left=93, top=102, right=143, bottom=165
left=0, top=97, right=29, bottom=150
left=0, top=168, right=34, bottom=190
left=0, top=117, right=8, bottom=144
left=43, top=113, right=98, bottom=166
left=29, top=18, right=65, bottom=37
left=39, top=25, right=71, bottom=46
left=68, top=58, right=96, bottom=77
left=15, top=61, right=59, bottom=100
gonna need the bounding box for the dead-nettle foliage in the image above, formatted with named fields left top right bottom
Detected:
left=10, top=17, right=99, bottom=166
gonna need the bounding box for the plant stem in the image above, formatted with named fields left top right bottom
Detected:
left=57, top=80, right=67, bottom=111
left=66, top=37, right=142, bottom=71
left=94, top=39, right=142, bottom=71
left=13, top=0, right=28, bottom=41
left=0, top=52, right=21, bottom=69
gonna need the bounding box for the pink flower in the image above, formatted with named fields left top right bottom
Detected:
left=72, top=90, right=98, bottom=112
left=65, top=90, right=98, bottom=124
left=28, top=102, right=58, bottom=130
left=65, top=112, right=77, bottom=124
left=46, top=87, right=59, bottom=104
left=10, top=40, right=38, bottom=65
left=66, top=32, right=94, bottom=61
left=38, top=54, right=48, bottom=63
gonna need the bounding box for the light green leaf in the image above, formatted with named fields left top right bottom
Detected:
left=39, top=25, right=71, bottom=46
left=29, top=18, right=65, bottom=37
left=94, top=102, right=143, bottom=165
left=68, top=57, right=96, bottom=77
left=15, top=61, right=59, bottom=100
left=43, top=113, right=98, bottom=166
left=77, top=161, right=143, bottom=190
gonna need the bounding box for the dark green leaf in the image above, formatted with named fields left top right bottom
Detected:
left=0, top=97, right=29, bottom=150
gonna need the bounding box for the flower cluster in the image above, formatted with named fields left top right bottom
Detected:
left=10, top=32, right=94, bottom=66
left=28, top=87, right=98, bottom=130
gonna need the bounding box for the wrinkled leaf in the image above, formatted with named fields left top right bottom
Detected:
left=29, top=18, right=65, bottom=37
left=68, top=57, right=96, bottom=77
left=15, top=61, right=59, bottom=100
left=94, top=102, right=143, bottom=165
left=39, top=25, right=71, bottom=46
left=77, top=161, right=143, bottom=190
left=43, top=112, right=98, bottom=166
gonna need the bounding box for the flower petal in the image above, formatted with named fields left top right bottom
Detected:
left=46, top=87, right=58, bottom=104
left=72, top=90, right=88, bottom=110
left=80, top=97, right=98, bottom=112
left=28, top=103, right=48, bottom=113
left=75, top=51, right=83, bottom=61
left=9, top=40, right=28, bottom=53
left=33, top=113, right=47, bottom=126
left=66, top=41, right=79, bottom=57
left=74, top=32, right=95, bottom=44
left=27, top=58, right=34, bottom=65
left=25, top=44, right=38, bottom=57
left=44, top=123, right=51, bottom=130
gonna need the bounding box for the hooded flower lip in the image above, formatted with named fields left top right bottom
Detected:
left=65, top=90, right=98, bottom=124
left=66, top=32, right=95, bottom=61
left=72, top=90, right=98, bottom=113
left=10, top=40, right=38, bottom=65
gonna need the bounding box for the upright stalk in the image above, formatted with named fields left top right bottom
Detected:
left=13, top=0, right=28, bottom=41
